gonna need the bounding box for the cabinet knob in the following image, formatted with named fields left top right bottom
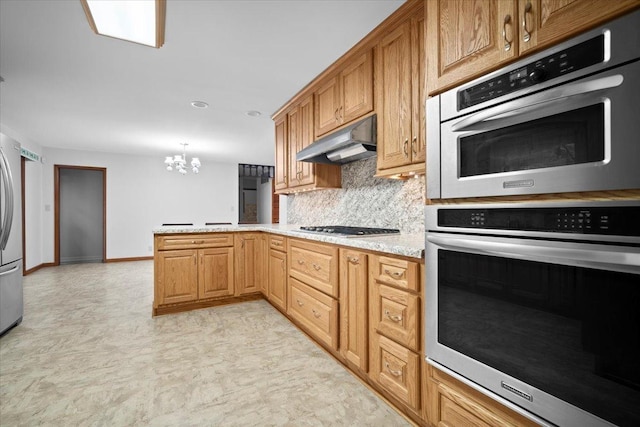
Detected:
left=312, top=263, right=321, bottom=271
left=296, top=299, right=304, bottom=307
left=522, top=2, right=532, bottom=42
left=348, top=256, right=360, bottom=264
left=312, top=309, right=321, bottom=318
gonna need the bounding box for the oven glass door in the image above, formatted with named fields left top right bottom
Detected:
left=439, top=60, right=640, bottom=199
left=427, top=233, right=640, bottom=427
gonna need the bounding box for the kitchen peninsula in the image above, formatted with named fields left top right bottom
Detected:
left=153, top=224, right=426, bottom=424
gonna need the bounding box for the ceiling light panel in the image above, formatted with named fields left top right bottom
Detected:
left=81, top=0, right=165, bottom=48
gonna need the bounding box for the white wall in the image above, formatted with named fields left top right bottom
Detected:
left=41, top=148, right=239, bottom=261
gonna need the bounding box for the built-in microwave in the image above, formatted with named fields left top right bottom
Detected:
left=425, top=200, right=640, bottom=427
left=426, top=10, right=640, bottom=200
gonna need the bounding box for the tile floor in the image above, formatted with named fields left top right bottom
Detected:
left=0, top=261, right=411, bottom=426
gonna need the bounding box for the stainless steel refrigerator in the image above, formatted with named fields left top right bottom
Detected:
left=0, top=133, right=23, bottom=336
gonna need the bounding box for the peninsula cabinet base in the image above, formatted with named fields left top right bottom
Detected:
left=152, top=293, right=262, bottom=317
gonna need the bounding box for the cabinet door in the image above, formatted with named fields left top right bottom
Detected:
left=518, top=0, right=640, bottom=56
left=341, top=51, right=374, bottom=124
left=274, top=116, right=288, bottom=191
left=259, top=234, right=269, bottom=296
left=410, top=11, right=426, bottom=164
left=314, top=76, right=341, bottom=138
left=268, top=248, right=287, bottom=311
left=235, top=234, right=262, bottom=296
left=297, top=95, right=315, bottom=187
left=339, top=249, right=369, bottom=372
left=287, top=105, right=301, bottom=188
left=426, top=0, right=517, bottom=96
left=199, top=247, right=234, bottom=299
left=376, top=21, right=413, bottom=170
left=157, top=249, right=198, bottom=305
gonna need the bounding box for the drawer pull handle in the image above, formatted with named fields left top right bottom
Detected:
left=348, top=256, right=360, bottom=264
left=296, top=299, right=304, bottom=307
left=384, top=269, right=404, bottom=279
left=312, top=263, right=321, bottom=271
left=312, top=309, right=321, bottom=318
left=384, top=310, right=402, bottom=323
left=384, top=362, right=402, bottom=377
left=522, top=1, right=532, bottom=43
left=502, top=14, right=512, bottom=51
left=273, top=241, right=281, bottom=246
left=297, top=260, right=305, bottom=265
left=192, top=240, right=205, bottom=244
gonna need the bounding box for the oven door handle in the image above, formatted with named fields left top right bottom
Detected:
left=451, top=74, right=624, bottom=132
left=427, top=234, right=640, bottom=275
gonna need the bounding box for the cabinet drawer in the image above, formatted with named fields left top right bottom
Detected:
left=269, top=235, right=287, bottom=252
left=157, top=234, right=233, bottom=250
left=370, top=256, right=419, bottom=292
left=288, top=278, right=338, bottom=351
left=371, top=283, right=420, bottom=352
left=371, top=334, right=420, bottom=411
left=289, top=239, right=338, bottom=298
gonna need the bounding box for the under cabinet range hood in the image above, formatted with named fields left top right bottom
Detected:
left=296, top=115, right=376, bottom=165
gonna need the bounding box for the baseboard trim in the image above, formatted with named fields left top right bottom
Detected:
left=105, top=256, right=153, bottom=263
left=24, top=262, right=56, bottom=276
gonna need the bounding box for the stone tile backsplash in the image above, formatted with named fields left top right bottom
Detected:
left=287, top=157, right=425, bottom=234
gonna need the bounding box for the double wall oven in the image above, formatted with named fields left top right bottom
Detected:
left=424, top=10, right=640, bottom=427
left=425, top=201, right=640, bottom=427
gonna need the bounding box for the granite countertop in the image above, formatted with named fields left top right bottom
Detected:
left=153, top=224, right=425, bottom=260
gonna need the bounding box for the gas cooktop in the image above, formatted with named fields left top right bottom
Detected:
left=298, top=226, right=400, bottom=237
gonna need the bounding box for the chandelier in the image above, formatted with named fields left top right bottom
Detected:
left=164, top=143, right=201, bottom=174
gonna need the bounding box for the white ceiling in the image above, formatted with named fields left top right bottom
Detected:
left=0, top=0, right=404, bottom=165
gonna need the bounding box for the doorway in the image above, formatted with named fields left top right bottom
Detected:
left=238, top=164, right=274, bottom=224
left=54, top=166, right=106, bottom=265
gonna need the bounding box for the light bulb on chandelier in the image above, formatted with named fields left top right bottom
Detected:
left=164, top=143, right=201, bottom=174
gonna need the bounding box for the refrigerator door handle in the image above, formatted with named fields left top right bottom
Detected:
left=0, top=264, right=19, bottom=276
left=0, top=148, right=15, bottom=250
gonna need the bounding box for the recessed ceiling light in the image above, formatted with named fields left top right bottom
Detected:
left=191, top=101, right=209, bottom=109
left=246, top=110, right=262, bottom=117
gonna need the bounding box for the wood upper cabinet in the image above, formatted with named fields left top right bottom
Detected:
left=274, top=116, right=288, bottom=191
left=376, top=5, right=425, bottom=175
left=314, top=50, right=374, bottom=138
left=235, top=233, right=264, bottom=296
left=273, top=97, right=341, bottom=195
left=288, top=96, right=314, bottom=188
left=426, top=0, right=640, bottom=95
left=339, top=249, right=369, bottom=373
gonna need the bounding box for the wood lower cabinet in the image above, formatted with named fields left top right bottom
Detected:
left=267, top=235, right=287, bottom=312
left=369, top=254, right=422, bottom=414
left=288, top=278, right=339, bottom=351
left=426, top=0, right=640, bottom=95
left=339, top=249, right=369, bottom=373
left=289, top=239, right=339, bottom=298
left=156, top=249, right=199, bottom=305
left=154, top=233, right=235, bottom=315
left=235, top=233, right=265, bottom=296
left=427, top=364, right=539, bottom=427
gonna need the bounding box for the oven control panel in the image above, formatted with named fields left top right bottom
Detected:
left=438, top=206, right=640, bottom=236
left=458, top=35, right=604, bottom=110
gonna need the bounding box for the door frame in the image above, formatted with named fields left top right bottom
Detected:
left=54, top=165, right=107, bottom=266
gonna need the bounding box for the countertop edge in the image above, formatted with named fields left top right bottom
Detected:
left=153, top=225, right=425, bottom=260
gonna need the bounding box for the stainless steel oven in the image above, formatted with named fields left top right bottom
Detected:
left=426, top=10, right=640, bottom=199
left=425, top=201, right=640, bottom=427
